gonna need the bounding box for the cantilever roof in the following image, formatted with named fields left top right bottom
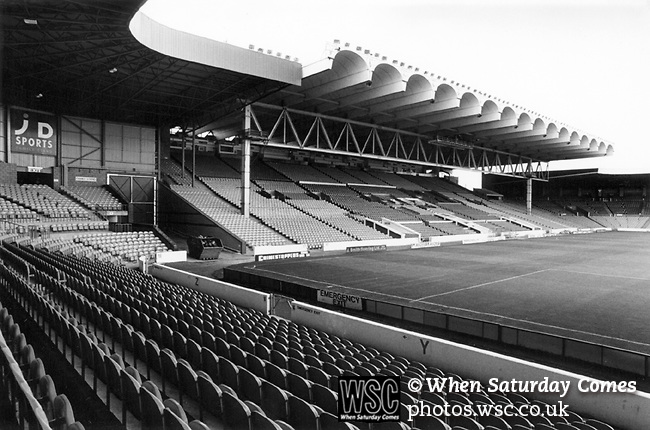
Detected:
left=258, top=42, right=613, bottom=163
left=1, top=1, right=612, bottom=163
left=1, top=0, right=299, bottom=127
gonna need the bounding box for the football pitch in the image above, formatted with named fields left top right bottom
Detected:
left=230, top=232, right=650, bottom=355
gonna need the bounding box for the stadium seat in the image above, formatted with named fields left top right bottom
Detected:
left=251, top=409, right=284, bottom=430
left=222, top=391, right=252, bottom=430
left=311, top=383, right=337, bottom=415
left=49, top=394, right=75, bottom=430
left=120, top=367, right=142, bottom=421
left=218, top=356, right=239, bottom=391
left=177, top=359, right=199, bottom=405
left=287, top=394, right=322, bottom=430
left=261, top=380, right=290, bottom=422
left=140, top=381, right=165, bottom=429
left=36, top=375, right=57, bottom=419
left=287, top=372, right=312, bottom=403
left=238, top=366, right=263, bottom=404
left=196, top=372, right=222, bottom=421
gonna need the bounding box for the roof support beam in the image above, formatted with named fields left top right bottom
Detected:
left=249, top=102, right=548, bottom=180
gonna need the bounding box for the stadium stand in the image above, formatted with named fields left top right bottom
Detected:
left=4, top=4, right=647, bottom=428
left=60, top=186, right=124, bottom=212
left=0, top=241, right=624, bottom=430
left=0, top=185, right=92, bottom=219
left=312, top=165, right=365, bottom=184
left=171, top=182, right=293, bottom=249
left=171, top=151, right=239, bottom=179
left=160, top=153, right=650, bottom=248
left=267, top=161, right=336, bottom=183
left=0, top=266, right=85, bottom=429
left=221, top=157, right=288, bottom=182
left=339, top=167, right=388, bottom=185
left=364, top=172, right=426, bottom=191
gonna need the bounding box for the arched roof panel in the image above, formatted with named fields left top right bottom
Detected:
left=481, top=100, right=499, bottom=116
left=434, top=84, right=457, bottom=102
left=460, top=92, right=480, bottom=108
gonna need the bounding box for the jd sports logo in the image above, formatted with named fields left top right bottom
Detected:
left=15, top=113, right=54, bottom=139
left=11, top=110, right=57, bottom=155
left=338, top=375, right=400, bottom=422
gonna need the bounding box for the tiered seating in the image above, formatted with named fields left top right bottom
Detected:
left=481, top=199, right=579, bottom=230
left=340, top=167, right=388, bottom=185
left=267, top=162, right=334, bottom=183
left=0, top=185, right=92, bottom=219
left=364, top=171, right=425, bottom=191
left=590, top=216, right=650, bottom=230
left=251, top=198, right=353, bottom=249
left=205, top=179, right=361, bottom=248
left=533, top=200, right=569, bottom=216
left=201, top=178, right=250, bottom=208
left=623, top=216, right=650, bottom=228
left=252, top=181, right=390, bottom=241
left=0, top=196, right=40, bottom=221
left=604, top=199, right=643, bottom=215
left=172, top=185, right=292, bottom=248
left=404, top=176, right=460, bottom=197
left=349, top=185, right=411, bottom=199
left=474, top=220, right=527, bottom=233
left=3, top=246, right=216, bottom=429
left=221, top=157, right=288, bottom=181
left=313, top=165, right=363, bottom=184
left=61, top=186, right=123, bottom=212
left=571, top=200, right=611, bottom=217
left=171, top=151, right=239, bottom=178
left=400, top=222, right=445, bottom=239
left=426, top=221, right=477, bottom=236
left=1, top=244, right=622, bottom=430
left=0, top=265, right=85, bottom=430
left=255, top=180, right=307, bottom=199
left=436, top=202, right=497, bottom=221
left=305, top=184, right=419, bottom=222
left=286, top=199, right=390, bottom=241
left=161, top=158, right=194, bottom=186
left=70, top=231, right=170, bottom=263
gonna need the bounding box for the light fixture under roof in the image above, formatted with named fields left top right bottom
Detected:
left=24, top=19, right=38, bottom=25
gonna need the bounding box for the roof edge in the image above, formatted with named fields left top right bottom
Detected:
left=129, top=10, right=303, bottom=86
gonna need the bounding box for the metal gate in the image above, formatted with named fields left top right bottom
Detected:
left=108, top=174, right=157, bottom=225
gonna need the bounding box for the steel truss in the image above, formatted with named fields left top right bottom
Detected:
left=246, top=103, right=548, bottom=181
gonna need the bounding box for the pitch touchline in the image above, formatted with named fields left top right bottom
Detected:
left=430, top=303, right=650, bottom=348
left=550, top=268, right=650, bottom=281
left=245, top=268, right=650, bottom=349
left=411, top=269, right=550, bottom=302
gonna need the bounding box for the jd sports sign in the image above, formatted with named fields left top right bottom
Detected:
left=10, top=108, right=58, bottom=156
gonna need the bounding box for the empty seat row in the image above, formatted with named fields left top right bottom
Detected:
left=1, top=242, right=620, bottom=430
left=0, top=270, right=83, bottom=430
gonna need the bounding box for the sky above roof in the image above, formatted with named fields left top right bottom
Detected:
left=141, top=0, right=650, bottom=174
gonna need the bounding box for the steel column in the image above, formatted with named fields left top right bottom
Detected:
left=241, top=105, right=252, bottom=218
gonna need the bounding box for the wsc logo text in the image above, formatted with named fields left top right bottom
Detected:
left=338, top=376, right=400, bottom=422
